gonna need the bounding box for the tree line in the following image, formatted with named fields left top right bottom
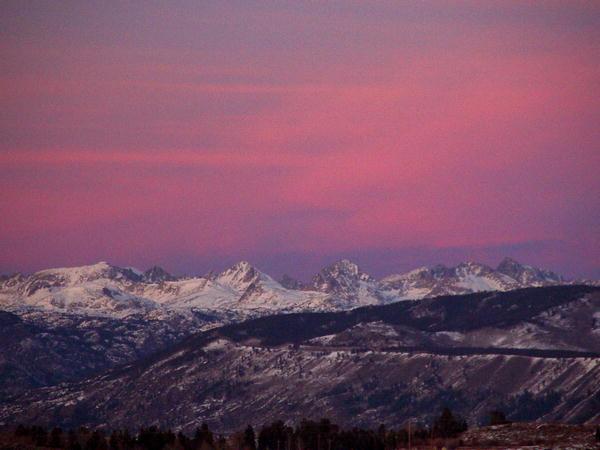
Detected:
left=7, top=408, right=512, bottom=450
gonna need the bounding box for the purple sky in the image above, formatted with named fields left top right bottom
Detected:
left=1, top=1, right=599, bottom=280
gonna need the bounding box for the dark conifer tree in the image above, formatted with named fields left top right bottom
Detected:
left=85, top=430, right=107, bottom=450
left=49, top=427, right=63, bottom=447
left=258, top=420, right=292, bottom=450
left=14, top=424, right=28, bottom=437
left=216, top=434, right=228, bottom=450
left=33, top=426, right=48, bottom=447
left=432, top=407, right=467, bottom=438
left=108, top=431, right=120, bottom=450
left=122, top=430, right=135, bottom=449
left=137, top=426, right=167, bottom=450
left=194, top=422, right=214, bottom=447
left=488, top=410, right=510, bottom=426
left=243, top=425, right=257, bottom=450
left=68, top=429, right=82, bottom=450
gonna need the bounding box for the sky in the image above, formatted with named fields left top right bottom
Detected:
left=1, top=1, right=599, bottom=280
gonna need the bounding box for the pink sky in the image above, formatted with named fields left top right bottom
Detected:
left=1, top=1, right=599, bottom=279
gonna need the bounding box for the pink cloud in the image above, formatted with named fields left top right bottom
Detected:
left=0, top=1, right=598, bottom=276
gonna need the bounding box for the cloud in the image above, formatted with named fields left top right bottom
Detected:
left=0, top=1, right=598, bottom=277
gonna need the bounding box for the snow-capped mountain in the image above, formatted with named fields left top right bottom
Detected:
left=1, top=262, right=598, bottom=427
left=0, top=258, right=594, bottom=321
left=379, top=260, right=523, bottom=300
left=143, top=266, right=178, bottom=283
left=0, top=262, right=158, bottom=318
left=3, top=286, right=598, bottom=432
left=0, top=260, right=330, bottom=320
left=311, top=259, right=381, bottom=308
left=496, top=257, right=563, bottom=286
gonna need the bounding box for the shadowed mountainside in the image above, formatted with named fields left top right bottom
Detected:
left=1, top=285, right=598, bottom=432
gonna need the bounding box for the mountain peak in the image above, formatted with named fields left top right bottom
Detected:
left=230, top=260, right=254, bottom=272
left=327, top=259, right=362, bottom=276
left=217, top=261, right=262, bottom=287
left=497, top=257, right=563, bottom=285
left=19, top=262, right=137, bottom=296
left=312, top=259, right=374, bottom=295
left=143, top=266, right=176, bottom=283
left=497, top=256, right=523, bottom=271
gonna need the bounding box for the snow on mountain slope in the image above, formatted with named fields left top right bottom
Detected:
left=4, top=286, right=598, bottom=432
left=213, top=261, right=326, bottom=310
left=0, top=261, right=329, bottom=319
left=311, top=259, right=381, bottom=308
left=380, top=261, right=524, bottom=300
left=132, top=261, right=330, bottom=314
left=142, top=266, right=177, bottom=283
left=0, top=258, right=595, bottom=321
left=0, top=262, right=157, bottom=318
left=497, top=257, right=563, bottom=286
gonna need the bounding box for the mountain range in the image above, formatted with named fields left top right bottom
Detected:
left=0, top=258, right=598, bottom=432
left=1, top=285, right=598, bottom=432
left=0, top=257, right=589, bottom=321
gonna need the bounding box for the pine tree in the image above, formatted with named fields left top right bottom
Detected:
left=194, top=422, right=214, bottom=447
left=33, top=426, right=48, bottom=447
left=488, top=410, right=510, bottom=426
left=85, top=430, right=107, bottom=450
left=49, top=427, right=63, bottom=448
left=14, top=424, right=29, bottom=437
left=432, top=407, right=467, bottom=438
left=243, top=425, right=257, bottom=450
left=108, top=431, right=120, bottom=450
left=68, top=429, right=82, bottom=450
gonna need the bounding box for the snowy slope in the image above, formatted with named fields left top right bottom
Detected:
left=380, top=261, right=538, bottom=300
left=497, top=257, right=563, bottom=285
left=0, top=258, right=595, bottom=321
left=310, top=259, right=381, bottom=308
left=0, top=261, right=329, bottom=320
left=0, top=262, right=157, bottom=318
left=3, top=286, right=598, bottom=432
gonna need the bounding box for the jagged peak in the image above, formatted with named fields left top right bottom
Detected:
left=338, top=258, right=359, bottom=268
left=312, top=259, right=374, bottom=294
left=124, top=266, right=143, bottom=276
left=498, top=256, right=520, bottom=265
left=497, top=256, right=527, bottom=271
left=217, top=261, right=265, bottom=286
left=322, top=259, right=362, bottom=276
left=143, top=266, right=176, bottom=283
left=220, top=260, right=256, bottom=276
left=496, top=257, right=563, bottom=284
